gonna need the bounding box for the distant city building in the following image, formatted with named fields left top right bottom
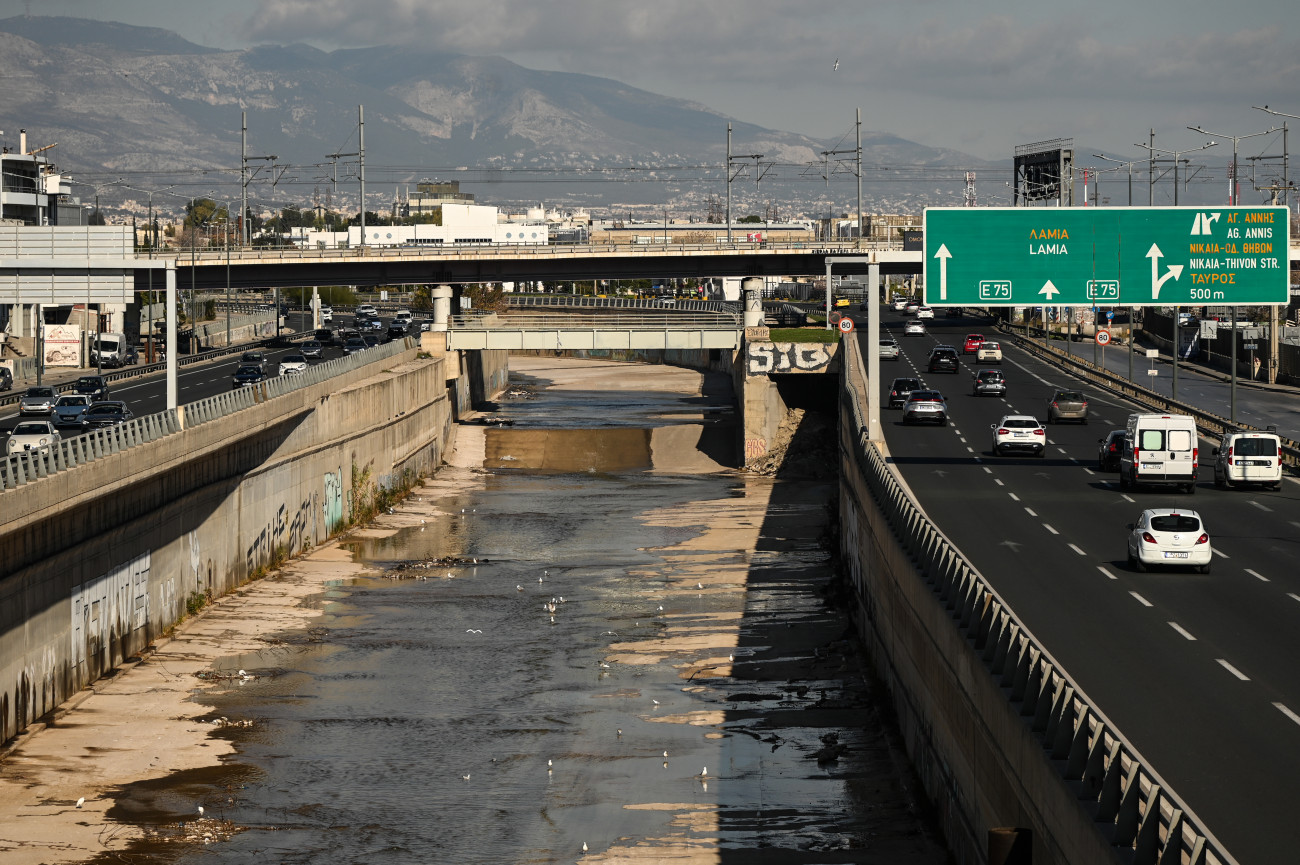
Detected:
left=0, top=129, right=87, bottom=226
left=291, top=204, right=548, bottom=248
left=398, top=179, right=476, bottom=218
left=591, top=220, right=816, bottom=245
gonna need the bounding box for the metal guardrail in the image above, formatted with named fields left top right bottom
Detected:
left=507, top=295, right=739, bottom=315
left=450, top=311, right=741, bottom=330
left=841, top=338, right=1236, bottom=865
left=995, top=324, right=1300, bottom=470
left=0, top=338, right=411, bottom=493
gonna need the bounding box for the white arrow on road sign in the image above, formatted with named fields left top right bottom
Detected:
left=1039, top=280, right=1060, bottom=301
left=934, top=244, right=952, bottom=301
left=1145, top=243, right=1183, bottom=300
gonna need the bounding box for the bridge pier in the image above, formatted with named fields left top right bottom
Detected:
left=431, top=284, right=452, bottom=331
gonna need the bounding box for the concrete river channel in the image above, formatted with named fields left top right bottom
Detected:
left=24, top=357, right=949, bottom=864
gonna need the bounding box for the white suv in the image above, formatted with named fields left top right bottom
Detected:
left=356, top=303, right=378, bottom=317
left=991, top=415, right=1045, bottom=457
left=320, top=306, right=333, bottom=323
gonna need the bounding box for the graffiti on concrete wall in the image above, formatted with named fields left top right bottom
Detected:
left=745, top=438, right=768, bottom=460
left=746, top=342, right=835, bottom=375
left=324, top=468, right=344, bottom=533
left=71, top=552, right=151, bottom=681
left=246, top=495, right=314, bottom=575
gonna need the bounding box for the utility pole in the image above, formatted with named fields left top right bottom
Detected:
left=725, top=122, right=762, bottom=245
left=240, top=111, right=278, bottom=247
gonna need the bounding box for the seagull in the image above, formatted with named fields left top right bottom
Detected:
left=699, top=767, right=708, bottom=778
left=387, top=507, right=394, bottom=514
left=599, top=662, right=611, bottom=669
left=651, top=699, right=660, bottom=705
left=548, top=759, right=553, bottom=767
left=657, top=605, right=663, bottom=612
left=238, top=669, right=247, bottom=677
left=466, top=629, right=483, bottom=634
left=663, top=750, right=668, bottom=758
left=583, top=842, right=588, bottom=852
left=76, top=797, right=85, bottom=808
left=517, top=585, right=523, bottom=591
left=617, top=729, right=623, bottom=737
left=696, top=583, right=703, bottom=590
left=197, top=805, right=204, bottom=817
left=728, top=653, right=734, bottom=662
left=462, top=773, right=471, bottom=781
left=833, top=58, right=839, bottom=71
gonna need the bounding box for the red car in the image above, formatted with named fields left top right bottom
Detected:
left=963, top=334, right=986, bottom=354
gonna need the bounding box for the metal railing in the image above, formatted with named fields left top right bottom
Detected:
left=450, top=311, right=741, bottom=331
left=841, top=337, right=1236, bottom=865
left=0, top=338, right=411, bottom=493
left=995, top=324, right=1300, bottom=470
left=507, top=295, right=738, bottom=315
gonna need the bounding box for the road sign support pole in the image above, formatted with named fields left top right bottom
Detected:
left=1230, top=305, right=1237, bottom=423
left=827, top=255, right=877, bottom=441
left=1172, top=311, right=1179, bottom=402
left=1128, top=307, right=1134, bottom=384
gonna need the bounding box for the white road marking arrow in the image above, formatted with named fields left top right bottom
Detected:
left=1146, top=243, right=1183, bottom=300
left=933, top=244, right=951, bottom=301
left=1038, top=280, right=1059, bottom=301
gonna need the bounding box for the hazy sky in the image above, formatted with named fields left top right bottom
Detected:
left=9, top=0, right=1300, bottom=161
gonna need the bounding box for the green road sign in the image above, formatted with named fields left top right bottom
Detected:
left=923, top=206, right=1290, bottom=307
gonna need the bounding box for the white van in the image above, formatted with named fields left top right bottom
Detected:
left=1213, top=428, right=1284, bottom=491
left=1119, top=413, right=1199, bottom=494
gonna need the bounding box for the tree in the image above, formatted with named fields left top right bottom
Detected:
left=183, top=198, right=226, bottom=229
left=738, top=214, right=764, bottom=224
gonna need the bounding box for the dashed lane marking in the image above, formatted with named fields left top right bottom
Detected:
left=1288, top=593, right=1300, bottom=604
left=1245, top=569, right=1269, bottom=582
left=1068, top=543, right=1086, bottom=556
left=1168, top=622, right=1197, bottom=641
left=1216, top=659, right=1250, bottom=681
left=1121, top=494, right=1135, bottom=503
left=1249, top=500, right=1272, bottom=512
left=994, top=479, right=1004, bottom=486
left=982, top=466, right=992, bottom=474
left=1097, top=566, right=1117, bottom=580
left=1130, top=591, right=1153, bottom=607
left=1024, top=507, right=1037, bottom=517
left=1274, top=703, right=1300, bottom=727
left=1083, top=468, right=1095, bottom=475
left=1043, top=524, right=1059, bottom=535
left=1009, top=493, right=1020, bottom=501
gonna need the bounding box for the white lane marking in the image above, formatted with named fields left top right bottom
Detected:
left=966, top=446, right=974, bottom=453
left=1168, top=622, right=1197, bottom=641
left=1024, top=507, right=1037, bottom=517
left=1275, top=703, right=1300, bottom=727
left=1249, top=500, right=1272, bottom=512
left=1008, top=492, right=1019, bottom=501
left=1214, top=548, right=1229, bottom=560
left=959, top=437, right=967, bottom=443
left=1057, top=447, right=1068, bottom=454
left=1121, top=494, right=1135, bottom=503
left=1069, top=458, right=1079, bottom=464
left=1245, top=569, right=1269, bottom=583
left=1216, top=659, right=1250, bottom=681
left=1043, top=524, right=1059, bottom=535
left=1130, top=591, right=1153, bottom=607
left=1083, top=468, right=1095, bottom=475
left=982, top=466, right=992, bottom=474
left=1003, top=354, right=1055, bottom=385
left=1288, top=593, right=1300, bottom=604
left=1068, top=543, right=1086, bottom=556
left=994, top=478, right=1004, bottom=486
left=1097, top=566, right=1117, bottom=580
left=1291, top=521, right=1300, bottom=531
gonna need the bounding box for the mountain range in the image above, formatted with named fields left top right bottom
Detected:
left=2, top=16, right=1139, bottom=218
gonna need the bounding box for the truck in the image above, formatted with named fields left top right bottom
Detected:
left=90, top=332, right=137, bottom=368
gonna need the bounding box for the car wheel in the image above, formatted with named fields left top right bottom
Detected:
left=939, top=418, right=948, bottom=427
left=1131, top=551, right=1145, bottom=572
left=1036, top=448, right=1045, bottom=458
left=1184, top=482, right=1196, bottom=495
left=1197, top=562, right=1211, bottom=574
left=1081, top=418, right=1088, bottom=425
left=1214, top=473, right=1225, bottom=489
left=1273, top=481, right=1283, bottom=491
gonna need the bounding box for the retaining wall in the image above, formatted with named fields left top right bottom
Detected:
left=0, top=349, right=467, bottom=746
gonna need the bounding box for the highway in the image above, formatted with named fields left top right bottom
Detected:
left=1, top=311, right=382, bottom=438
left=854, top=309, right=1300, bottom=864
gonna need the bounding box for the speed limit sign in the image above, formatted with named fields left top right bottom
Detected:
left=1095, top=329, right=1111, bottom=346
left=838, top=317, right=855, bottom=334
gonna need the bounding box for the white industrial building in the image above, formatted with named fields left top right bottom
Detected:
left=290, top=204, right=548, bottom=249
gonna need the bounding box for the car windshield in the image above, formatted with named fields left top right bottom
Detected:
left=76, top=377, right=104, bottom=386
left=893, top=379, right=919, bottom=390
left=1055, top=392, right=1084, bottom=402
left=56, top=396, right=87, bottom=406
left=86, top=406, right=119, bottom=416
left=910, top=391, right=942, bottom=401
left=236, top=365, right=262, bottom=375
left=981, top=343, right=1000, bottom=350
left=26, top=387, right=56, bottom=398
left=283, top=356, right=306, bottom=364
left=978, top=372, right=1003, bottom=381
left=12, top=423, right=49, bottom=435
left=1150, top=514, right=1201, bottom=533
left=1003, top=418, right=1039, bottom=429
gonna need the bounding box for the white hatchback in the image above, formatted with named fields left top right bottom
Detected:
left=1127, top=508, right=1212, bottom=573
left=916, top=306, right=935, bottom=319
left=904, top=320, right=926, bottom=336
left=975, top=341, right=1003, bottom=363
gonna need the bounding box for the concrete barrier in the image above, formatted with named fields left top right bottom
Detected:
left=0, top=347, right=476, bottom=746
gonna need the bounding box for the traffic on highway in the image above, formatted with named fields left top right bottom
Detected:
left=852, top=301, right=1300, bottom=864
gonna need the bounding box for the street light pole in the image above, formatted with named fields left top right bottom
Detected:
left=1187, top=125, right=1275, bottom=205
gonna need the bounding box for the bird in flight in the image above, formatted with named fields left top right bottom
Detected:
left=833, top=58, right=839, bottom=71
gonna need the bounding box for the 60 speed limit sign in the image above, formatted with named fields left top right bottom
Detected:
left=1095, top=329, right=1111, bottom=346
left=838, top=317, right=855, bottom=334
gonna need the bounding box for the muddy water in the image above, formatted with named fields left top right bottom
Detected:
left=104, top=360, right=946, bottom=864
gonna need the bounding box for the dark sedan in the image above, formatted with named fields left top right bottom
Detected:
left=73, top=375, right=111, bottom=401
left=300, top=339, right=324, bottom=359
left=83, top=400, right=134, bottom=429
left=232, top=364, right=268, bottom=389
left=1097, top=429, right=1125, bottom=471
left=342, top=336, right=367, bottom=355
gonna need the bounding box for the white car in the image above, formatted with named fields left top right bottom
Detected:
left=278, top=354, right=309, bottom=376
left=321, top=306, right=334, bottom=323
left=893, top=298, right=909, bottom=311
left=904, top=301, right=920, bottom=316
left=7, top=420, right=60, bottom=456
left=975, top=341, right=1003, bottom=364
left=904, top=320, right=926, bottom=336
left=991, top=415, right=1045, bottom=457
left=1127, top=508, right=1212, bottom=573
left=879, top=338, right=901, bottom=360
left=393, top=309, right=413, bottom=326
left=356, top=303, right=378, bottom=317
left=916, top=306, right=935, bottom=319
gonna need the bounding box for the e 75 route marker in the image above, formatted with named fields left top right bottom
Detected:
left=923, top=206, right=1289, bottom=307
